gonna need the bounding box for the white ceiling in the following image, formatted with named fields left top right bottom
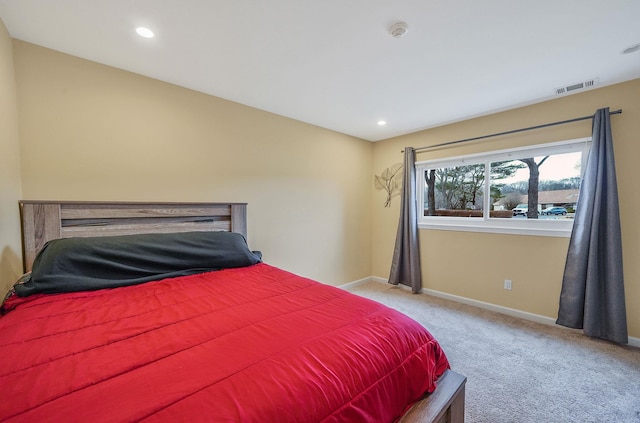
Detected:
left=1, top=0, right=639, bottom=141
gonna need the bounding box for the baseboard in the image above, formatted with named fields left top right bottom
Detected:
left=338, top=276, right=376, bottom=290
left=422, top=287, right=559, bottom=326
left=342, top=276, right=640, bottom=348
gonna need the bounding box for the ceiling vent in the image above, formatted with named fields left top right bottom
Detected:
left=554, top=78, right=599, bottom=95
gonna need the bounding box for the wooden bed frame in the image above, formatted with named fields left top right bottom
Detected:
left=18, top=200, right=466, bottom=423
left=19, top=200, right=248, bottom=272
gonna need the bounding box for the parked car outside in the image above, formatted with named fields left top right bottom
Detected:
left=512, top=204, right=528, bottom=216
left=541, top=206, right=567, bottom=215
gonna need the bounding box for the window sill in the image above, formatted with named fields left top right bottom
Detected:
left=418, top=219, right=573, bottom=237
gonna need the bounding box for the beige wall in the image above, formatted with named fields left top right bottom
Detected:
left=0, top=19, right=23, bottom=297
left=13, top=41, right=373, bottom=287
left=373, top=79, right=640, bottom=339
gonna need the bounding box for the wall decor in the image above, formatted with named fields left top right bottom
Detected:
left=374, top=163, right=403, bottom=207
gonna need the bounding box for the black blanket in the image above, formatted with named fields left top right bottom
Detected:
left=15, top=231, right=262, bottom=297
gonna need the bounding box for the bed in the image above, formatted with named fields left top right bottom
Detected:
left=1, top=201, right=465, bottom=423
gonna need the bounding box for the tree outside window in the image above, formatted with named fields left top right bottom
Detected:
left=416, top=138, right=590, bottom=235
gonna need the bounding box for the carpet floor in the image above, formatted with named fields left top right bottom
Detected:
left=346, top=281, right=640, bottom=423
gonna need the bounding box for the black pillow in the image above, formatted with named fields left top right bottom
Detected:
left=15, top=231, right=261, bottom=297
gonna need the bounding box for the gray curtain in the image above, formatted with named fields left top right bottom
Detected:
left=389, top=147, right=422, bottom=293
left=557, top=108, right=628, bottom=344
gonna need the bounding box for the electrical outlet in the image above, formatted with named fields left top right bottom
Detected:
left=504, top=279, right=512, bottom=290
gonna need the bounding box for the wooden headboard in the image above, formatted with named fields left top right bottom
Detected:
left=19, top=201, right=248, bottom=272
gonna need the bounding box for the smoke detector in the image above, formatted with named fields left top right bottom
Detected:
left=389, top=22, right=408, bottom=38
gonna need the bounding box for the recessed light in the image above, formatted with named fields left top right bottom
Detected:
left=377, top=120, right=387, bottom=126
left=621, top=43, right=640, bottom=54
left=136, top=27, right=154, bottom=38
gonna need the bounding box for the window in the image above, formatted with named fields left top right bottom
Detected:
left=416, top=137, right=591, bottom=237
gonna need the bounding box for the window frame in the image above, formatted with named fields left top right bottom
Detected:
left=415, top=137, right=591, bottom=237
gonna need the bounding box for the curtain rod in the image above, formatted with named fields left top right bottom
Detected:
left=404, top=109, right=622, bottom=153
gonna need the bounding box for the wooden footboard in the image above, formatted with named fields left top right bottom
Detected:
left=399, top=369, right=466, bottom=423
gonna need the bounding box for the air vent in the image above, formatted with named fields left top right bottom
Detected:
left=554, top=78, right=599, bottom=95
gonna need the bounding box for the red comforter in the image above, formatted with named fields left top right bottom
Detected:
left=0, top=263, right=449, bottom=422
